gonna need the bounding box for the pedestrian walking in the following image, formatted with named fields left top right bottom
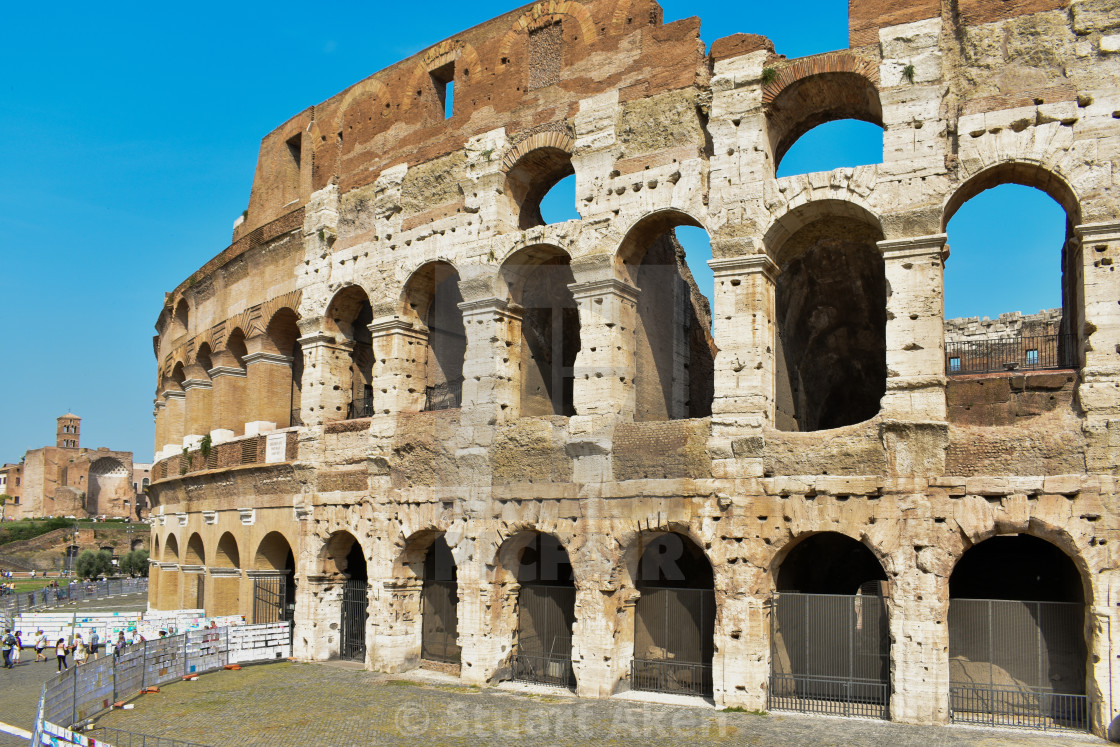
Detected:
left=11, top=632, right=22, bottom=667
left=89, top=629, right=100, bottom=660
left=73, top=639, right=88, bottom=665
left=34, top=630, right=47, bottom=662
left=55, top=638, right=68, bottom=671
left=1, top=628, right=13, bottom=669
left=114, top=632, right=126, bottom=659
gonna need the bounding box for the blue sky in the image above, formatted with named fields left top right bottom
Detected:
left=0, top=1, right=1065, bottom=464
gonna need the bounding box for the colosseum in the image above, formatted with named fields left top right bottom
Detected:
left=145, top=0, right=1120, bottom=738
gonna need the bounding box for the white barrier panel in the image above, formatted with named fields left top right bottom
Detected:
left=13, top=610, right=245, bottom=648
left=228, top=622, right=291, bottom=663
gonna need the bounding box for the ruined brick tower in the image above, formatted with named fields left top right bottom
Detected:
left=56, top=413, right=80, bottom=449
left=145, top=0, right=1120, bottom=739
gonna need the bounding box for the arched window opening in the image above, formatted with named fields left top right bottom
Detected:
left=502, top=246, right=580, bottom=417
left=504, top=147, right=575, bottom=229
left=326, top=286, right=374, bottom=420
left=171, top=298, right=189, bottom=338
left=195, top=344, right=213, bottom=375
left=225, top=329, right=248, bottom=369
left=405, top=263, right=465, bottom=411
left=948, top=535, right=1088, bottom=730
left=776, top=119, right=884, bottom=178
left=771, top=211, right=886, bottom=431
left=944, top=181, right=1076, bottom=376
left=185, top=532, right=207, bottom=610
left=538, top=173, right=578, bottom=225
left=159, top=534, right=180, bottom=610
left=631, top=532, right=715, bottom=698
left=503, top=532, right=576, bottom=689
left=323, top=531, right=368, bottom=663
left=620, top=214, right=716, bottom=421
left=215, top=532, right=240, bottom=569
left=212, top=532, right=242, bottom=617
left=87, top=457, right=129, bottom=518
left=771, top=532, right=890, bottom=719
left=266, top=308, right=303, bottom=427
left=254, top=532, right=296, bottom=624
left=421, top=535, right=460, bottom=665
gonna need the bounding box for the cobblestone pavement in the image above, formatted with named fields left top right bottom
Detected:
left=89, top=662, right=1106, bottom=747
left=0, top=652, right=68, bottom=746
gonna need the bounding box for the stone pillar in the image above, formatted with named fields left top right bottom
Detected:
left=570, top=582, right=624, bottom=697
left=369, top=579, right=422, bottom=672
left=183, top=379, right=212, bottom=440
left=369, top=318, right=427, bottom=416
left=153, top=400, right=166, bottom=458
left=1074, top=222, right=1120, bottom=472
left=244, top=352, right=294, bottom=430
left=567, top=277, right=640, bottom=420
left=708, top=253, right=778, bottom=479
left=208, top=567, right=242, bottom=617
left=293, top=572, right=344, bottom=661
left=158, top=563, right=181, bottom=610
left=209, top=366, right=248, bottom=436
left=877, top=234, right=948, bottom=422
left=713, top=592, right=769, bottom=710
left=162, top=390, right=186, bottom=452
left=458, top=298, right=522, bottom=426
left=1090, top=571, right=1120, bottom=738
left=887, top=554, right=950, bottom=725
left=296, top=331, right=355, bottom=426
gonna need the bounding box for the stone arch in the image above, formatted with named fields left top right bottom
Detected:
left=499, top=244, right=580, bottom=417
left=163, top=533, right=179, bottom=563
left=394, top=529, right=462, bottom=667
left=318, top=530, right=368, bottom=580
left=87, top=457, right=129, bottom=517
left=334, top=77, right=392, bottom=160
left=501, top=133, right=576, bottom=229
left=615, top=209, right=715, bottom=421
left=222, top=327, right=248, bottom=368
left=152, top=535, right=161, bottom=559
left=264, top=306, right=303, bottom=427
left=159, top=533, right=180, bottom=610
left=170, top=298, right=189, bottom=339
left=402, top=261, right=466, bottom=411
left=401, top=40, right=484, bottom=115
left=325, top=284, right=374, bottom=419
left=255, top=531, right=296, bottom=571
left=771, top=530, right=889, bottom=595
left=764, top=199, right=887, bottom=432
left=185, top=532, right=205, bottom=566
left=213, top=532, right=240, bottom=569
left=496, top=3, right=599, bottom=72
left=763, top=59, right=883, bottom=168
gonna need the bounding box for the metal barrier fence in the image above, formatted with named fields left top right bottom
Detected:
left=37, top=621, right=291, bottom=732
left=340, top=580, right=368, bottom=662
left=1, top=577, right=148, bottom=617
left=948, top=597, right=1088, bottom=731
left=421, top=578, right=460, bottom=663
left=769, top=591, right=891, bottom=719
left=632, top=587, right=714, bottom=698
left=512, top=584, right=576, bottom=689
left=86, top=725, right=211, bottom=747
left=945, top=334, right=1075, bottom=376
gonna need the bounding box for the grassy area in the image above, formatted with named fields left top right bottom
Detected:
left=0, top=517, right=139, bottom=546
left=6, top=578, right=59, bottom=593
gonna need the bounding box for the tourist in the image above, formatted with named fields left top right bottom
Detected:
left=73, top=638, right=88, bottom=666
left=55, top=638, right=68, bottom=671
left=89, top=629, right=100, bottom=660
left=1, top=628, right=14, bottom=669
left=34, top=630, right=47, bottom=662
left=114, top=632, right=126, bottom=659
left=11, top=632, right=22, bottom=667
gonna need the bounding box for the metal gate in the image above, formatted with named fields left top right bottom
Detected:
left=511, top=584, right=576, bottom=688
left=949, top=598, right=1087, bottom=731
left=340, top=579, right=369, bottom=662
left=769, top=591, right=890, bottom=718
left=253, top=576, right=287, bottom=624
left=632, top=587, right=714, bottom=697
left=421, top=579, right=460, bottom=663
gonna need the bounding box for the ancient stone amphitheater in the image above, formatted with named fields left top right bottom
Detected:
left=145, top=0, right=1120, bottom=738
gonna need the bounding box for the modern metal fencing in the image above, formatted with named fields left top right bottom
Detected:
left=347, top=395, right=374, bottom=419
left=421, top=578, right=460, bottom=663
left=85, top=725, right=211, bottom=747
left=948, top=598, right=1088, bottom=731
left=769, top=591, right=891, bottom=719
left=36, top=621, right=291, bottom=739
left=424, top=380, right=463, bottom=411
left=252, top=576, right=288, bottom=624
left=511, top=584, right=576, bottom=689
left=340, top=579, right=368, bottom=662
left=945, top=334, right=1075, bottom=376
left=1, top=577, right=148, bottom=617
left=631, top=587, right=714, bottom=698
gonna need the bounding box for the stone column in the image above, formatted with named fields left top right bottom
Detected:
left=208, top=366, right=247, bottom=437
left=243, top=351, right=294, bottom=431
left=567, top=277, right=640, bottom=420
left=877, top=234, right=949, bottom=422
left=458, top=298, right=522, bottom=426
left=295, top=331, right=354, bottom=426
left=182, top=378, right=212, bottom=441
left=887, top=550, right=950, bottom=725
left=369, top=579, right=423, bottom=672
left=153, top=400, right=166, bottom=458
left=1074, top=222, right=1120, bottom=472
left=713, top=592, right=769, bottom=710
left=708, top=253, right=778, bottom=479
left=208, top=567, right=242, bottom=617
left=369, top=317, right=427, bottom=417
left=162, top=389, right=186, bottom=452
left=570, top=581, right=624, bottom=698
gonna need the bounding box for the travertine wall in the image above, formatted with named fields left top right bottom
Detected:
left=147, top=0, right=1120, bottom=738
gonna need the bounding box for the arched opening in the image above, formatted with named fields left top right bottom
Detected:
left=943, top=167, right=1080, bottom=377
left=265, top=308, right=303, bottom=427
left=539, top=173, right=578, bottom=225
left=501, top=246, right=580, bottom=417
left=322, top=531, right=368, bottom=662
left=504, top=147, right=575, bottom=229
left=618, top=213, right=716, bottom=421
left=150, top=536, right=161, bottom=607
left=171, top=298, right=189, bottom=339
left=421, top=535, right=460, bottom=665
left=767, top=71, right=884, bottom=171
left=948, top=535, right=1088, bottom=730
left=185, top=343, right=214, bottom=445
left=160, top=534, right=180, bottom=609
left=87, top=457, right=129, bottom=518
left=326, top=286, right=374, bottom=420
left=403, top=262, right=466, bottom=411
left=770, top=532, right=890, bottom=718
left=212, top=532, right=241, bottom=617
left=631, top=532, right=715, bottom=698
left=776, top=119, right=884, bottom=178
left=500, top=531, right=576, bottom=689
left=253, top=532, right=296, bottom=624
left=768, top=204, right=886, bottom=431
left=163, top=534, right=179, bottom=563
left=185, top=532, right=206, bottom=611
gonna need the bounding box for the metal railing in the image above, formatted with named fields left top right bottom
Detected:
left=87, top=725, right=211, bottom=747
left=631, top=658, right=712, bottom=698
left=512, top=652, right=575, bottom=689
left=2, top=577, right=148, bottom=617
left=423, top=380, right=462, bottom=411
left=347, top=395, right=373, bottom=419
left=945, top=334, right=1075, bottom=376
left=632, top=586, right=715, bottom=698
left=950, top=684, right=1088, bottom=731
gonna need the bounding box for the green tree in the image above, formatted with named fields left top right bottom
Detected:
left=119, top=549, right=150, bottom=577
left=0, top=493, right=10, bottom=523
left=75, top=549, right=113, bottom=580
